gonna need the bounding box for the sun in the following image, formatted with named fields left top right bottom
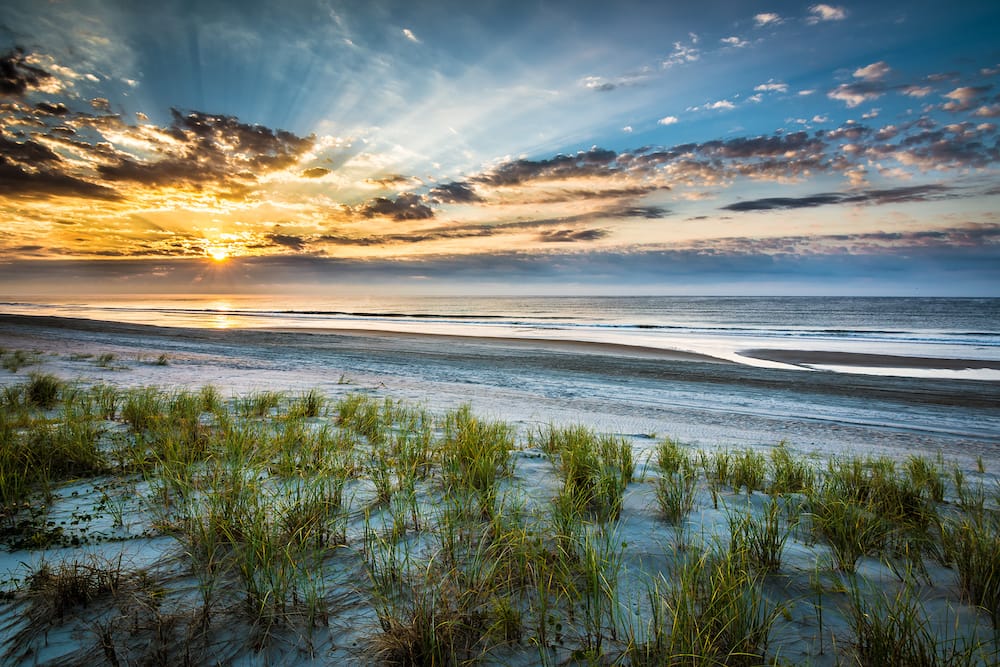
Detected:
left=207, top=247, right=229, bottom=262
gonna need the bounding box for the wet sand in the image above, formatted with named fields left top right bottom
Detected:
left=742, top=348, right=1000, bottom=371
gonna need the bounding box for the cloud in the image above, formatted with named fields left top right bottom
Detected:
left=942, top=86, right=992, bottom=112
left=689, top=100, right=735, bottom=111
left=402, top=28, right=420, bottom=43
left=583, top=76, right=616, bottom=92
left=361, top=193, right=433, bottom=220
left=0, top=48, right=57, bottom=96
left=853, top=61, right=891, bottom=82
left=808, top=4, right=847, bottom=23
left=35, top=101, right=69, bottom=115
left=428, top=181, right=483, bottom=203
left=722, top=184, right=952, bottom=211
left=828, top=81, right=888, bottom=107
left=0, top=158, right=119, bottom=201
left=607, top=205, right=670, bottom=219
left=662, top=39, right=699, bottom=67
left=96, top=109, right=314, bottom=189
left=537, top=228, right=609, bottom=243
left=268, top=233, right=306, bottom=251
left=0, top=135, right=120, bottom=200
left=365, top=174, right=412, bottom=187
left=902, top=85, right=933, bottom=98
left=754, top=13, right=782, bottom=27
left=301, top=167, right=330, bottom=178
left=973, top=105, right=1000, bottom=118
left=720, top=36, right=748, bottom=48
left=754, top=81, right=788, bottom=93
left=657, top=115, right=679, bottom=126
left=473, top=148, right=618, bottom=187
left=582, top=71, right=651, bottom=92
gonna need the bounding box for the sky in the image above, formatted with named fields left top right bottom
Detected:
left=0, top=0, right=998, bottom=296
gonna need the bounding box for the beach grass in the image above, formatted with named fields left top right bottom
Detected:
left=0, top=377, right=997, bottom=665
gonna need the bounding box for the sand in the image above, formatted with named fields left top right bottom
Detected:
left=1, top=314, right=999, bottom=665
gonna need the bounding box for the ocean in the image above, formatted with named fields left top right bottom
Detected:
left=2, top=295, right=999, bottom=380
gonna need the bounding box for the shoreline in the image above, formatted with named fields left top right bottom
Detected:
left=6, top=311, right=1000, bottom=375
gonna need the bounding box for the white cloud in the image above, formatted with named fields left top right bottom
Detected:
left=902, top=85, right=933, bottom=98
left=808, top=4, right=847, bottom=23
left=623, top=126, right=633, bottom=133
left=747, top=94, right=763, bottom=103
left=689, top=100, right=735, bottom=112
left=828, top=84, right=881, bottom=107
left=657, top=116, right=679, bottom=126
left=862, top=108, right=880, bottom=119
left=798, top=89, right=816, bottom=96
left=754, top=81, right=788, bottom=93
left=812, top=115, right=829, bottom=123
left=720, top=36, right=748, bottom=48
left=754, top=12, right=782, bottom=27
left=402, top=28, right=420, bottom=43
left=853, top=61, right=891, bottom=81
left=973, top=105, right=1000, bottom=118
left=663, top=40, right=700, bottom=67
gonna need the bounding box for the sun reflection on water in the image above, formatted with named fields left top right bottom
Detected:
left=209, top=300, right=233, bottom=329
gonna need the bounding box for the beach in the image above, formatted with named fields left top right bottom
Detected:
left=1, top=313, right=999, bottom=665
left=1, top=313, right=997, bottom=465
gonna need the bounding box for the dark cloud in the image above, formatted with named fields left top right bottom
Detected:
left=428, top=181, right=483, bottom=203
left=538, top=228, right=609, bottom=242
left=722, top=184, right=952, bottom=212
left=361, top=193, right=434, bottom=220
left=96, top=109, right=314, bottom=190
left=35, top=101, right=68, bottom=115
left=301, top=167, right=330, bottom=178
left=169, top=109, right=313, bottom=171
left=0, top=135, right=119, bottom=199
left=0, top=135, right=61, bottom=164
left=698, top=132, right=824, bottom=158
left=606, top=205, right=670, bottom=219
left=268, top=233, right=306, bottom=250
left=723, top=194, right=843, bottom=211
left=0, top=48, right=53, bottom=97
left=0, top=160, right=119, bottom=200
left=473, top=147, right=619, bottom=186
